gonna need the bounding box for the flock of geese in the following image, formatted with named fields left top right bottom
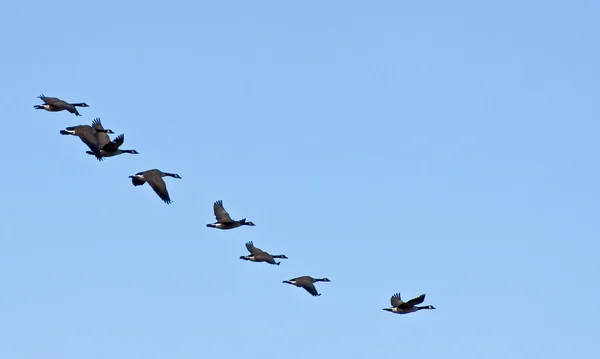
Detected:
left=34, top=94, right=436, bottom=315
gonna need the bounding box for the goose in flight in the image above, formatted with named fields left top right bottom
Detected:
left=85, top=118, right=138, bottom=158
left=34, top=94, right=89, bottom=116
left=206, top=200, right=255, bottom=229
left=282, top=276, right=330, bottom=297
left=240, top=241, right=287, bottom=265
left=382, top=293, right=436, bottom=314
left=129, top=169, right=181, bottom=204
left=60, top=119, right=114, bottom=160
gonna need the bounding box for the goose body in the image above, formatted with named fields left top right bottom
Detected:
left=383, top=293, right=435, bottom=315
left=129, top=169, right=181, bottom=204
left=34, top=94, right=89, bottom=116
left=60, top=118, right=114, bottom=161
left=240, top=241, right=287, bottom=265
left=86, top=134, right=139, bottom=158
left=84, top=117, right=138, bottom=158
left=87, top=118, right=138, bottom=157
left=283, top=276, right=330, bottom=297
left=206, top=200, right=255, bottom=229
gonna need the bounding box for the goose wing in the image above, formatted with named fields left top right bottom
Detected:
left=399, top=294, right=426, bottom=308
left=245, top=241, right=264, bottom=255
left=145, top=172, right=172, bottom=204
left=213, top=200, right=233, bottom=223
left=390, top=293, right=404, bottom=307
left=301, top=281, right=320, bottom=296
left=62, top=103, right=80, bottom=115
left=77, top=126, right=102, bottom=161
left=293, top=276, right=319, bottom=296
left=92, top=118, right=111, bottom=149
left=39, top=95, right=62, bottom=104
left=102, top=134, right=124, bottom=152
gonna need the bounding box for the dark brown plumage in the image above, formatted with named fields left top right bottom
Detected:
left=283, top=276, right=331, bottom=297
left=128, top=169, right=182, bottom=204
left=240, top=241, right=288, bottom=265
left=34, top=94, right=89, bottom=116
left=60, top=119, right=114, bottom=161
left=383, top=293, right=436, bottom=314
left=206, top=200, right=255, bottom=229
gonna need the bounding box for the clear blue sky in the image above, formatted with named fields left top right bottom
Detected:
left=1, top=1, right=598, bottom=358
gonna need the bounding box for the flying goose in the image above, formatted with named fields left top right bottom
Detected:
left=240, top=241, right=288, bottom=265
left=34, top=94, right=89, bottom=116
left=60, top=120, right=114, bottom=160
left=85, top=118, right=138, bottom=158
left=87, top=134, right=139, bottom=158
left=129, top=169, right=182, bottom=204
left=383, top=293, right=435, bottom=314
left=206, top=200, right=255, bottom=229
left=283, top=276, right=331, bottom=297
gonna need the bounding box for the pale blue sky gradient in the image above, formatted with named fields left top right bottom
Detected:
left=1, top=1, right=599, bottom=358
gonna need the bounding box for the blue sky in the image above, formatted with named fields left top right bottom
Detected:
left=1, top=1, right=599, bottom=358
